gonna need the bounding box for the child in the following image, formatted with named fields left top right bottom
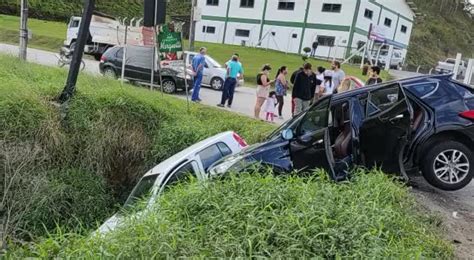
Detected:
left=264, top=91, right=278, bottom=123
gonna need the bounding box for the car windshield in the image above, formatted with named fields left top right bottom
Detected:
left=266, top=96, right=331, bottom=140
left=206, top=55, right=222, bottom=68
left=122, top=174, right=158, bottom=210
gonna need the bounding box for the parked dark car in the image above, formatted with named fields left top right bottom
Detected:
left=99, top=46, right=193, bottom=93
left=210, top=74, right=474, bottom=191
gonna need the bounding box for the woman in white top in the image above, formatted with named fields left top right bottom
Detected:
left=318, top=71, right=335, bottom=97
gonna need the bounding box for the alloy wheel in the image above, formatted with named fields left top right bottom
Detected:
left=211, top=78, right=223, bottom=90
left=162, top=80, right=176, bottom=93
left=432, top=149, right=470, bottom=184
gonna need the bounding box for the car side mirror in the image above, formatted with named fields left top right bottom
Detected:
left=281, top=129, right=294, bottom=141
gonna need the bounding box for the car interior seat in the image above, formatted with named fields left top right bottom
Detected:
left=333, top=103, right=352, bottom=159
left=412, top=109, right=424, bottom=131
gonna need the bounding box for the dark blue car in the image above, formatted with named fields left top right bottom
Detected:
left=210, top=75, right=474, bottom=191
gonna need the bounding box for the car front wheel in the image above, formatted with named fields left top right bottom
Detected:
left=210, top=77, right=224, bottom=90
left=161, top=79, right=177, bottom=94
left=421, top=140, right=473, bottom=191
left=103, top=67, right=117, bottom=79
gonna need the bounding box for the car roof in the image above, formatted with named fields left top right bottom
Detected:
left=144, top=131, right=235, bottom=177
left=331, top=74, right=453, bottom=102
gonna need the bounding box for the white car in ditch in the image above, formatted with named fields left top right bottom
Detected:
left=98, top=131, right=248, bottom=233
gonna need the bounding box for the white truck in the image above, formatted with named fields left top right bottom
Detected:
left=64, top=14, right=145, bottom=60
left=435, top=58, right=467, bottom=77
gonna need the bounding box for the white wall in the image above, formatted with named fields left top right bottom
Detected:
left=393, top=19, right=412, bottom=46
left=260, top=25, right=302, bottom=53
left=264, top=0, right=307, bottom=22
left=307, top=0, right=356, bottom=25
left=356, top=1, right=382, bottom=32
left=195, top=20, right=225, bottom=43
left=375, top=0, right=415, bottom=20
left=227, top=0, right=265, bottom=19
left=198, top=0, right=228, bottom=16
left=303, top=28, right=351, bottom=59
left=225, top=22, right=260, bottom=46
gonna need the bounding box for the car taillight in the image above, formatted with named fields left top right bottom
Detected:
left=233, top=133, right=248, bottom=147
left=100, top=55, right=106, bottom=63
left=459, top=110, right=474, bottom=120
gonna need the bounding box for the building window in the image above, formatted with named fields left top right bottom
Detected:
left=240, top=0, right=254, bottom=8
left=401, top=25, right=407, bottom=33
left=206, top=26, right=216, bottom=34
left=384, top=18, right=392, bottom=27
left=278, top=1, right=295, bottom=10
left=292, top=33, right=298, bottom=38
left=235, top=29, right=250, bottom=37
left=317, top=35, right=335, bottom=46
left=206, top=0, right=219, bottom=6
left=202, top=26, right=206, bottom=33
left=322, top=3, right=342, bottom=13
left=364, top=9, right=373, bottom=19
left=271, top=31, right=276, bottom=36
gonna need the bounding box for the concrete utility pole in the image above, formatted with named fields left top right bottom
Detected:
left=189, top=0, right=197, bottom=51
left=19, top=0, right=28, bottom=60
left=58, top=0, right=95, bottom=103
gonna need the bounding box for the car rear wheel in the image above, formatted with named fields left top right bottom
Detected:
left=421, top=141, right=473, bottom=191
left=161, top=79, right=177, bottom=94
left=103, top=67, right=117, bottom=79
left=210, top=77, right=224, bottom=90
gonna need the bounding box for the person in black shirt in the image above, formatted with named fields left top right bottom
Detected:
left=366, top=66, right=383, bottom=85
left=310, top=41, right=319, bottom=57
left=292, top=63, right=313, bottom=116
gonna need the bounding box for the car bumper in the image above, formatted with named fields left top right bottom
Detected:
left=176, top=78, right=194, bottom=90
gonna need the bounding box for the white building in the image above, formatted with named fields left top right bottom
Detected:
left=195, top=0, right=415, bottom=60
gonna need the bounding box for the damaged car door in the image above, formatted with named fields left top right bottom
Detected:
left=357, top=83, right=412, bottom=175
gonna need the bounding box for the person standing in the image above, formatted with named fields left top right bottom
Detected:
left=254, top=64, right=274, bottom=119
left=275, top=66, right=288, bottom=119
left=218, top=54, right=243, bottom=108
left=191, top=47, right=207, bottom=102
left=331, top=61, right=345, bottom=91
left=292, top=63, right=313, bottom=116
left=310, top=40, right=319, bottom=57
left=366, top=66, right=383, bottom=85
left=264, top=91, right=278, bottom=123
left=319, top=71, right=335, bottom=97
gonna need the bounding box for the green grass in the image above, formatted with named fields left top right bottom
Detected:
left=0, top=14, right=66, bottom=51
left=0, top=53, right=273, bottom=246
left=9, top=171, right=453, bottom=258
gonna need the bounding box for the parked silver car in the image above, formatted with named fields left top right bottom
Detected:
left=162, top=52, right=244, bottom=90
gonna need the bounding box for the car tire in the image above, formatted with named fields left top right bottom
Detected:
left=103, top=67, right=117, bottom=79
left=210, top=77, right=224, bottom=90
left=161, top=78, right=177, bottom=94
left=421, top=140, right=473, bottom=191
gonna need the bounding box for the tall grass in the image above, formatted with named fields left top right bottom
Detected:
left=0, top=54, right=273, bottom=245
left=9, top=170, right=453, bottom=258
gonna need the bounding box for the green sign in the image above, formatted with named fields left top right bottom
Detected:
left=158, top=25, right=182, bottom=53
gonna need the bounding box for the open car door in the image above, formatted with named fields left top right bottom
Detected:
left=358, top=83, right=412, bottom=177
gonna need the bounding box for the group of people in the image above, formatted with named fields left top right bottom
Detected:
left=190, top=46, right=384, bottom=123
left=253, top=61, right=349, bottom=122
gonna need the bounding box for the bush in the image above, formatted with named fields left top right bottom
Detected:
left=0, top=54, right=274, bottom=245
left=10, top=170, right=452, bottom=258
left=303, top=47, right=311, bottom=54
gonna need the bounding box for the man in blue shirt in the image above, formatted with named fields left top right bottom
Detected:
left=191, top=47, right=207, bottom=102
left=217, top=54, right=243, bottom=108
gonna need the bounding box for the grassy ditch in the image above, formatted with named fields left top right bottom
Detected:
left=0, top=53, right=273, bottom=246
left=10, top=171, right=453, bottom=258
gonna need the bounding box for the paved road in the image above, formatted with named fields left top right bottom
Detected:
left=0, top=43, right=293, bottom=123
left=388, top=69, right=422, bottom=79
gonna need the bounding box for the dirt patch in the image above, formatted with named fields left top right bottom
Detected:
left=410, top=176, right=474, bottom=259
